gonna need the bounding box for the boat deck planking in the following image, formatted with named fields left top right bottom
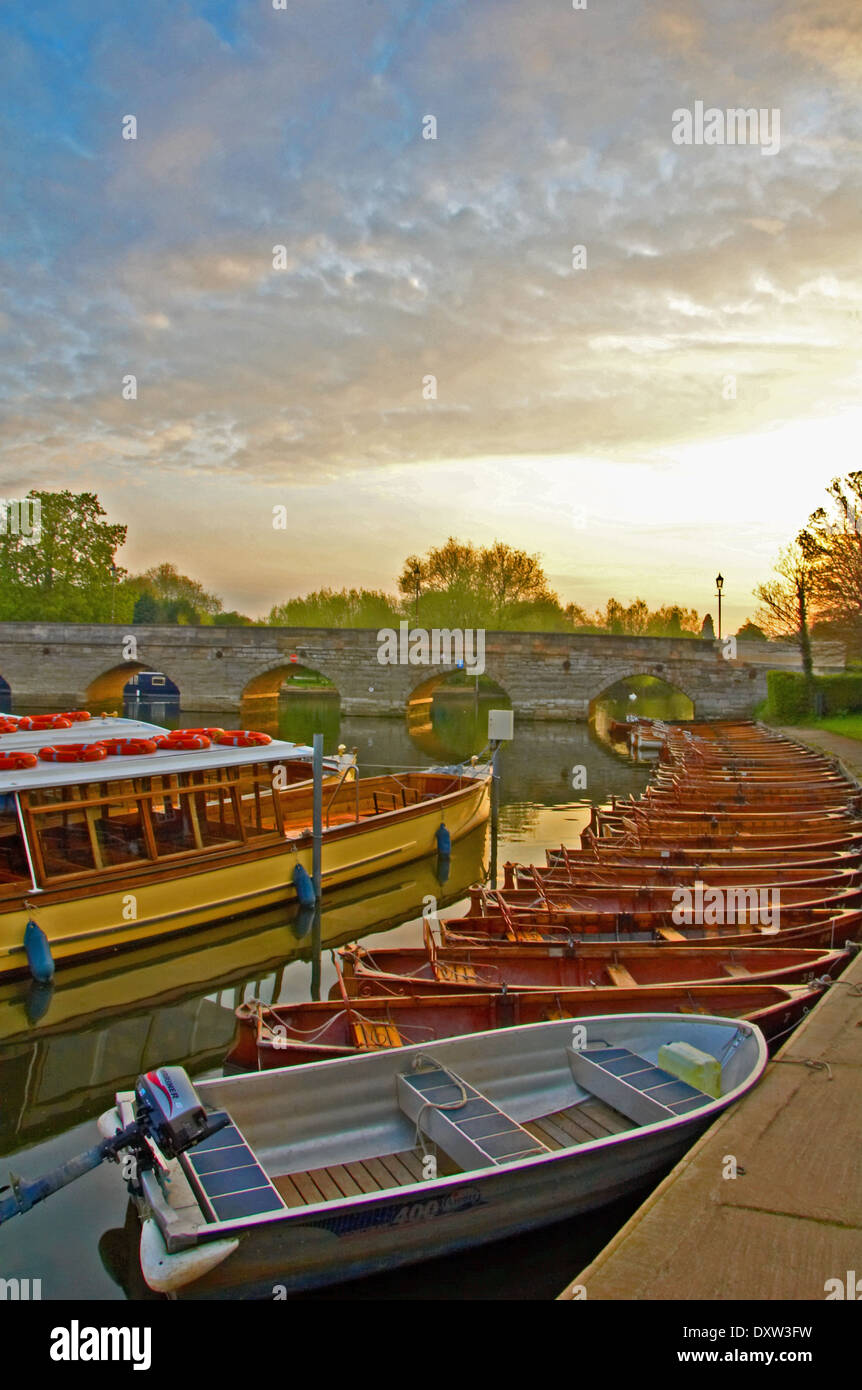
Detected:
left=270, top=1097, right=635, bottom=1206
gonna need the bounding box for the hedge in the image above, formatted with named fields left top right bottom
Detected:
left=766, top=671, right=862, bottom=721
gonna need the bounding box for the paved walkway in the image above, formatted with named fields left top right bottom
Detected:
left=779, top=726, right=862, bottom=784
left=558, top=946, right=862, bottom=1301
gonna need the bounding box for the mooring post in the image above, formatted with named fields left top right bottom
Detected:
left=312, top=732, right=323, bottom=901
left=489, top=738, right=500, bottom=889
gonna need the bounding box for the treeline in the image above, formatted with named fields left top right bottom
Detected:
left=269, top=539, right=707, bottom=636
left=1, top=492, right=729, bottom=637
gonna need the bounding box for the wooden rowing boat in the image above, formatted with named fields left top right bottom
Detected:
left=101, top=1014, right=768, bottom=1295
left=439, top=907, right=862, bottom=952
left=226, top=983, right=820, bottom=1070
left=337, top=935, right=850, bottom=997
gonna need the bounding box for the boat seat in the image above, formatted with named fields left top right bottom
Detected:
left=435, top=961, right=479, bottom=984
left=606, top=964, right=638, bottom=988
left=568, top=1046, right=710, bottom=1125
left=350, top=1018, right=403, bottom=1050
left=397, top=1063, right=550, bottom=1171
left=182, top=1117, right=286, bottom=1223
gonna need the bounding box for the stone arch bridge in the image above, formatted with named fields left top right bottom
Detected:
left=0, top=623, right=768, bottom=720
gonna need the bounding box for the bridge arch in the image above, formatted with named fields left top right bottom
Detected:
left=0, top=672, right=10, bottom=713
left=86, top=663, right=181, bottom=712
left=588, top=672, right=695, bottom=735
left=241, top=662, right=339, bottom=704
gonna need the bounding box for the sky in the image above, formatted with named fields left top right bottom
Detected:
left=0, top=0, right=860, bottom=626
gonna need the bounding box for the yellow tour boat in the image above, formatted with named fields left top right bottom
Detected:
left=0, top=713, right=491, bottom=980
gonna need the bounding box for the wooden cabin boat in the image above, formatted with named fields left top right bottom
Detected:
left=101, top=1015, right=768, bottom=1296
left=227, top=983, right=821, bottom=1070
left=0, top=715, right=491, bottom=979
left=337, top=936, right=850, bottom=997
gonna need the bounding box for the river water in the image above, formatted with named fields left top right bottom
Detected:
left=0, top=693, right=668, bottom=1301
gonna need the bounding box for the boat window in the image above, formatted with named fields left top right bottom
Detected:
left=229, top=762, right=282, bottom=837
left=88, top=795, right=151, bottom=866
left=146, top=769, right=242, bottom=854
left=0, top=798, right=29, bottom=885
left=30, top=799, right=98, bottom=877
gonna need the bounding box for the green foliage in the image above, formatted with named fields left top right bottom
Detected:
left=398, top=538, right=566, bottom=629
left=766, top=672, right=813, bottom=722
left=0, top=490, right=131, bottom=622
left=126, top=562, right=224, bottom=624
left=268, top=588, right=402, bottom=629
left=736, top=620, right=767, bottom=641
left=765, top=671, right=862, bottom=722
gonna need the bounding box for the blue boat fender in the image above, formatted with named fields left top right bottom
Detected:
left=25, top=919, right=55, bottom=984
left=293, top=862, right=317, bottom=906
left=435, top=822, right=451, bottom=856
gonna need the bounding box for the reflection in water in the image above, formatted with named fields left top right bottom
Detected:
left=0, top=699, right=653, bottom=1300
left=589, top=674, right=694, bottom=754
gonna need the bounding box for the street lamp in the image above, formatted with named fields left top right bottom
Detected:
left=715, top=573, right=724, bottom=641
left=408, top=561, right=421, bottom=623
left=109, top=562, right=119, bottom=623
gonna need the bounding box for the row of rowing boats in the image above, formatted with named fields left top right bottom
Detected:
left=228, top=719, right=859, bottom=1072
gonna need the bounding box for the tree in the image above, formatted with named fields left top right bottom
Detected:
left=736, top=620, right=767, bottom=641
left=754, top=540, right=816, bottom=677
left=799, top=472, right=862, bottom=658
left=700, top=613, right=715, bottom=640
left=268, top=588, right=401, bottom=628
left=132, top=592, right=159, bottom=624
left=0, top=490, right=130, bottom=622
left=397, top=538, right=565, bottom=629
left=126, top=563, right=224, bottom=625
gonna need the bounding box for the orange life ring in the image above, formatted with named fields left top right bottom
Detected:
left=61, top=710, right=92, bottom=723
left=154, top=733, right=211, bottom=751
left=18, top=715, right=73, bottom=731
left=216, top=731, right=272, bottom=747
left=38, top=743, right=109, bottom=763
left=97, top=738, right=159, bottom=756
left=0, top=751, right=39, bottom=770
left=164, top=727, right=224, bottom=739
left=0, top=721, right=20, bottom=735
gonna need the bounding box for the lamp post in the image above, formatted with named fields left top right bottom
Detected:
left=109, top=562, right=118, bottom=623
left=715, top=572, right=724, bottom=641
left=408, top=560, right=421, bottom=623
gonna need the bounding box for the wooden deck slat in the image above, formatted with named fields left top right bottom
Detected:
left=523, top=1119, right=568, bottom=1150
left=327, top=1163, right=362, bottom=1197
left=377, top=1153, right=418, bottom=1187
left=547, top=1109, right=597, bottom=1143
left=305, top=1167, right=344, bottom=1202
left=397, top=1150, right=425, bottom=1181
left=362, top=1156, right=403, bottom=1189
left=342, top=1161, right=382, bottom=1193
left=291, top=1170, right=327, bottom=1205
left=273, top=1174, right=308, bottom=1207
left=579, top=1097, right=638, bottom=1135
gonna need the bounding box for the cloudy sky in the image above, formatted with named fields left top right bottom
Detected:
left=1, top=0, right=860, bottom=625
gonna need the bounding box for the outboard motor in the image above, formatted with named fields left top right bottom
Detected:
left=0, top=1066, right=226, bottom=1226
